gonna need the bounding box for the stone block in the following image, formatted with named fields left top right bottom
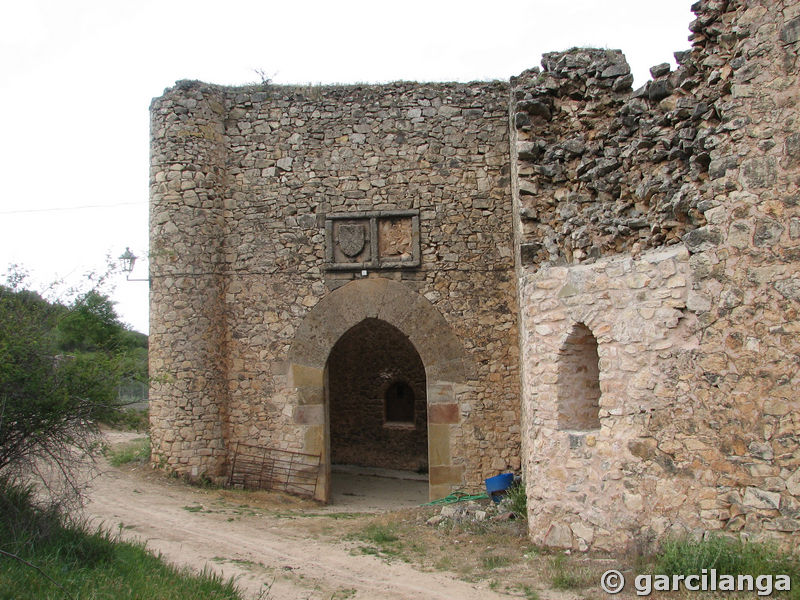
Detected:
left=297, top=386, right=324, bottom=406
left=543, top=522, right=574, bottom=548
left=429, top=403, right=459, bottom=424
left=743, top=487, right=781, bottom=511
left=429, top=465, right=464, bottom=487
left=303, top=425, right=324, bottom=456
left=290, top=364, right=324, bottom=389
left=293, top=404, right=324, bottom=426
left=429, top=483, right=454, bottom=502
left=428, top=424, right=451, bottom=466
left=427, top=382, right=455, bottom=404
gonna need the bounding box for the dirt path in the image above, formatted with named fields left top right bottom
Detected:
left=84, top=433, right=538, bottom=600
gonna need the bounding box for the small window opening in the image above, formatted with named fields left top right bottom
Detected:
left=385, top=381, right=415, bottom=424
left=557, top=322, right=601, bottom=431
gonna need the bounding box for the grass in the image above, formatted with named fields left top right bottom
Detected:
left=349, top=523, right=404, bottom=559
left=0, top=477, right=242, bottom=600
left=360, top=523, right=399, bottom=544
left=653, top=535, right=800, bottom=599
left=547, top=552, right=598, bottom=589
left=504, top=480, right=527, bottom=519
left=106, top=436, right=150, bottom=467
left=481, top=554, right=510, bottom=569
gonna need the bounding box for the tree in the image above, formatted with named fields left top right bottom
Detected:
left=57, top=290, right=124, bottom=353
left=0, top=276, right=143, bottom=500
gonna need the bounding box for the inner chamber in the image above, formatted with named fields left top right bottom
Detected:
left=326, top=318, right=428, bottom=473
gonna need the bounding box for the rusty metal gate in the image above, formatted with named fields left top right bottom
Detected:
left=226, top=442, right=321, bottom=498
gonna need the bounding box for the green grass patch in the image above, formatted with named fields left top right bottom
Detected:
left=515, top=584, right=540, bottom=600
left=0, top=478, right=242, bottom=600
left=360, top=523, right=399, bottom=544
left=272, top=510, right=366, bottom=520
left=106, top=437, right=150, bottom=467
left=654, top=535, right=800, bottom=599
left=349, top=523, right=403, bottom=560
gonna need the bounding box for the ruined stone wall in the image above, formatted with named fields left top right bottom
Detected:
left=150, top=80, right=521, bottom=492
left=516, top=0, right=800, bottom=550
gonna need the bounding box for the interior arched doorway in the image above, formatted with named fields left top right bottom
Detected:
left=327, top=318, right=428, bottom=473
left=287, top=277, right=469, bottom=502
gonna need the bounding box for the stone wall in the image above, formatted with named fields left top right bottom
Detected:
left=149, top=80, right=521, bottom=499
left=515, top=0, right=800, bottom=550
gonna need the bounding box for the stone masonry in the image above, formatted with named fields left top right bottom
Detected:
left=150, top=0, right=799, bottom=549
left=514, top=0, right=800, bottom=550
left=149, top=81, right=520, bottom=502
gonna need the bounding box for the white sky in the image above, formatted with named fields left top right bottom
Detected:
left=0, top=0, right=694, bottom=334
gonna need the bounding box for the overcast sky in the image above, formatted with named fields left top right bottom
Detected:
left=0, top=0, right=694, bottom=334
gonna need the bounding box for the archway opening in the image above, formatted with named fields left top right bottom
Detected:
left=557, top=322, right=601, bottom=431
left=326, top=318, right=428, bottom=475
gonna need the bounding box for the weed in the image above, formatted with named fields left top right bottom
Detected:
left=434, top=555, right=454, bottom=570
left=517, top=584, right=540, bottom=600
left=350, top=522, right=404, bottom=560
left=101, top=407, right=149, bottom=432
left=504, top=480, right=527, bottom=519
left=182, top=505, right=204, bottom=513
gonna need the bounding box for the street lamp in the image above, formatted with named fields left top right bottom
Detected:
left=119, top=247, right=148, bottom=282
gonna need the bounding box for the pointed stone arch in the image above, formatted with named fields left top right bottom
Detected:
left=287, top=277, right=470, bottom=502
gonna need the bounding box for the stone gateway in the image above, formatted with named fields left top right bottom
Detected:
left=150, top=0, right=800, bottom=551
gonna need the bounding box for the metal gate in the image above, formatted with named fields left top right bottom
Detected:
left=226, top=442, right=321, bottom=498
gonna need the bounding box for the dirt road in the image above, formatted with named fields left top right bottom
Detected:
left=84, top=433, right=538, bottom=600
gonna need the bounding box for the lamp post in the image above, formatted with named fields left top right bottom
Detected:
left=119, top=247, right=148, bottom=282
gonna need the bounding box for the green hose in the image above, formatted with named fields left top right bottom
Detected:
left=422, top=490, right=489, bottom=506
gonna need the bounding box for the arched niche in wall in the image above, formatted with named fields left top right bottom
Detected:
left=557, top=322, right=601, bottom=431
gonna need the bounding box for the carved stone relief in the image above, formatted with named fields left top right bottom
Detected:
left=326, top=210, right=420, bottom=270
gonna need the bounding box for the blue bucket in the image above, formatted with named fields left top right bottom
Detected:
left=485, top=473, right=514, bottom=502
